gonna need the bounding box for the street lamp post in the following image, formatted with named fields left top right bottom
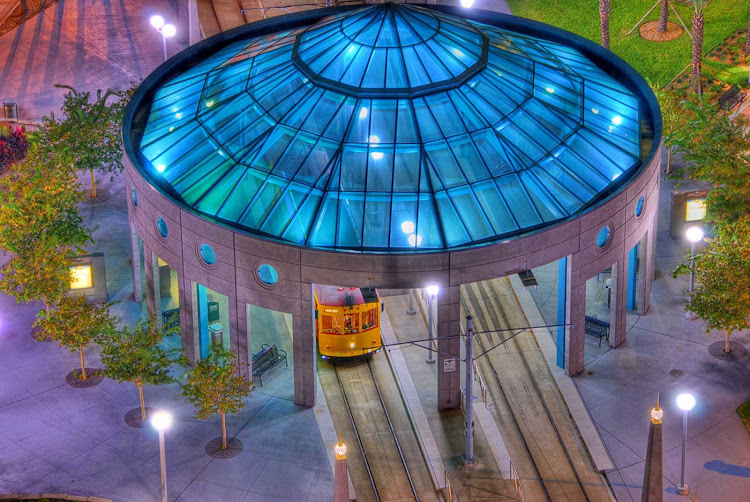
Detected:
left=684, top=227, right=704, bottom=321
left=151, top=411, right=173, bottom=502
left=150, top=15, right=177, bottom=62
left=463, top=315, right=476, bottom=464
left=425, top=285, right=439, bottom=364
left=676, top=393, right=696, bottom=496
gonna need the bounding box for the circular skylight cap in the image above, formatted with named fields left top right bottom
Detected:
left=292, top=3, right=489, bottom=98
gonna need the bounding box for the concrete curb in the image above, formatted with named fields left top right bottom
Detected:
left=473, top=404, right=512, bottom=479
left=380, top=310, right=446, bottom=491
left=313, top=377, right=356, bottom=500
left=507, top=275, right=615, bottom=472
left=0, top=495, right=111, bottom=501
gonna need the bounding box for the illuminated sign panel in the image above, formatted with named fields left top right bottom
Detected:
left=70, top=264, right=93, bottom=290
left=685, top=199, right=707, bottom=222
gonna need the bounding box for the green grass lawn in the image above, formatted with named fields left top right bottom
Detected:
left=507, top=0, right=749, bottom=86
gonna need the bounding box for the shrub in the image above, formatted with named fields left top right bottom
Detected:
left=0, top=125, right=29, bottom=171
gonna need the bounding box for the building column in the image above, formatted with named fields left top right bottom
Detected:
left=609, top=258, right=627, bottom=348
left=639, top=223, right=657, bottom=315
left=129, top=224, right=143, bottom=302
left=294, top=283, right=316, bottom=407
left=144, top=249, right=157, bottom=320
left=236, top=302, right=250, bottom=379
left=564, top=253, right=585, bottom=376
left=180, top=278, right=197, bottom=365
left=437, top=285, right=461, bottom=411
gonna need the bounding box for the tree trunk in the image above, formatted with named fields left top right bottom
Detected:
left=89, top=169, right=97, bottom=199
left=744, top=17, right=750, bottom=59
left=220, top=412, right=227, bottom=450
left=599, top=0, right=611, bottom=49
left=725, top=330, right=732, bottom=353
left=690, top=11, right=705, bottom=98
left=44, top=300, right=50, bottom=316
left=658, top=0, right=669, bottom=33
left=137, top=382, right=147, bottom=420
left=79, top=348, right=88, bottom=380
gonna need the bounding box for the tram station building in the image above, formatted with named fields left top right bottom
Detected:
left=123, top=3, right=662, bottom=408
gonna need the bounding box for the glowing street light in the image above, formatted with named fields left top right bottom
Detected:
left=684, top=227, right=704, bottom=320
left=151, top=411, right=172, bottom=502
left=460, top=0, right=475, bottom=7
left=425, top=285, right=439, bottom=364
left=676, top=393, right=696, bottom=496
left=151, top=15, right=176, bottom=62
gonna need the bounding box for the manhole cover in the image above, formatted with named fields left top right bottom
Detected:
left=669, top=369, right=683, bottom=377
left=709, top=341, right=748, bottom=362
left=587, top=371, right=594, bottom=376
left=205, top=437, right=243, bottom=459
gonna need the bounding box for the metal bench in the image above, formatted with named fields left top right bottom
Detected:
left=584, top=315, right=610, bottom=347
left=162, top=308, right=180, bottom=330
left=251, top=343, right=287, bottom=386
left=718, top=84, right=746, bottom=111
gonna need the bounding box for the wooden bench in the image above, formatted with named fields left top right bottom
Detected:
left=584, top=315, right=610, bottom=347
left=251, top=344, right=287, bottom=386
left=718, top=84, right=746, bottom=111
left=162, top=308, right=180, bottom=331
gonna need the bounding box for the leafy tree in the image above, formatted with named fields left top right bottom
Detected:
left=658, top=0, right=670, bottom=33
left=100, top=317, right=183, bottom=420
left=599, top=0, right=611, bottom=49
left=652, top=86, right=696, bottom=174
left=35, top=295, right=118, bottom=380
left=36, top=85, right=130, bottom=199
left=688, top=0, right=711, bottom=98
left=181, top=349, right=251, bottom=450
left=0, top=149, right=90, bottom=313
left=674, top=219, right=750, bottom=353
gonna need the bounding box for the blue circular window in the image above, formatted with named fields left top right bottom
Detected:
left=596, top=226, right=611, bottom=248
left=257, top=264, right=278, bottom=285
left=131, top=189, right=138, bottom=207
left=200, top=244, right=216, bottom=265
left=635, top=196, right=644, bottom=218
left=157, top=217, right=168, bottom=239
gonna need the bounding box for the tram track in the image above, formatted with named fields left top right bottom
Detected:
left=333, top=358, right=422, bottom=502
left=462, top=278, right=610, bottom=502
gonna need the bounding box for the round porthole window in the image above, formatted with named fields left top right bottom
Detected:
left=131, top=189, right=138, bottom=207
left=157, top=217, right=168, bottom=239
left=635, top=196, right=645, bottom=218
left=257, top=264, right=278, bottom=285
left=200, top=244, right=216, bottom=266
left=596, top=226, right=611, bottom=248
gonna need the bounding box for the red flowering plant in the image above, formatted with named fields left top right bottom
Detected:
left=0, top=124, right=30, bottom=171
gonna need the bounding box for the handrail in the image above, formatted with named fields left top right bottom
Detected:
left=443, top=469, right=459, bottom=502
left=510, top=460, right=526, bottom=501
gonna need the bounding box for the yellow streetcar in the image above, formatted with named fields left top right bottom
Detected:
left=315, top=285, right=382, bottom=359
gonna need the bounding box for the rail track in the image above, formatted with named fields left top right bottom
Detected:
left=333, top=358, right=425, bottom=502
left=461, top=278, right=610, bottom=502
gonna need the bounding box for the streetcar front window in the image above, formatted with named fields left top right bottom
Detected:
left=362, top=306, right=378, bottom=330
left=322, top=314, right=341, bottom=334
left=344, top=313, right=360, bottom=333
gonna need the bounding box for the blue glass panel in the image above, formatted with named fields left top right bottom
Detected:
left=363, top=194, right=391, bottom=248
left=390, top=194, right=418, bottom=248
left=239, top=175, right=288, bottom=228
left=396, top=100, right=418, bottom=143
left=494, top=175, right=542, bottom=228
left=195, top=165, right=246, bottom=216
left=425, top=141, right=466, bottom=188
left=283, top=189, right=322, bottom=243
left=449, top=135, right=490, bottom=183
left=261, top=182, right=311, bottom=236
left=294, top=138, right=339, bottom=186
left=217, top=168, right=266, bottom=221
left=473, top=180, right=518, bottom=234
left=519, top=170, right=567, bottom=221
left=597, top=226, right=611, bottom=247
left=447, top=186, right=494, bottom=240
left=367, top=147, right=394, bottom=191
left=434, top=191, right=471, bottom=247
left=337, top=193, right=365, bottom=247
left=393, top=146, right=420, bottom=191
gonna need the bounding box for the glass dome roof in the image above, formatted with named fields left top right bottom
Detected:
left=135, top=3, right=651, bottom=253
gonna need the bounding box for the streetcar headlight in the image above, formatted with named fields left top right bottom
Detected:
left=349, top=342, right=356, bottom=349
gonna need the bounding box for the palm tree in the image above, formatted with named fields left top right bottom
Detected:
left=688, top=0, right=711, bottom=98
left=744, top=9, right=750, bottom=60
left=658, top=0, right=669, bottom=33
left=599, top=0, right=611, bottom=49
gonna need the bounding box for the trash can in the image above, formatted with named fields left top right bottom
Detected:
left=209, top=323, right=223, bottom=347
left=3, top=101, right=18, bottom=120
